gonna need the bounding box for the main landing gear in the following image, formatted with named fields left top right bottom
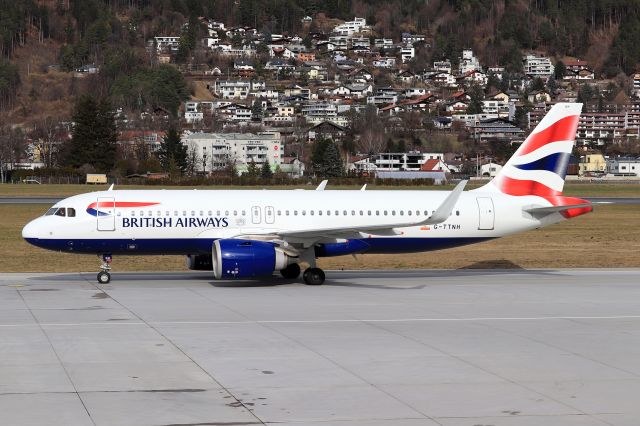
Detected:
left=280, top=263, right=326, bottom=285
left=97, top=254, right=112, bottom=284
left=303, top=267, right=325, bottom=285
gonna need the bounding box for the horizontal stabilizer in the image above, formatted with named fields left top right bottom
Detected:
left=525, top=203, right=592, bottom=215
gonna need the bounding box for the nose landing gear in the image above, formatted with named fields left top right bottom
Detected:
left=97, top=254, right=112, bottom=284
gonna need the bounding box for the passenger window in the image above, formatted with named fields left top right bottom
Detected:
left=132, top=211, right=136, bottom=217
left=242, top=210, right=246, bottom=216
left=216, top=210, right=221, bottom=216
left=207, top=211, right=212, bottom=216
left=416, top=210, right=420, bottom=216
left=140, top=211, right=144, bottom=217
left=157, top=211, right=161, bottom=216
left=456, top=210, right=460, bottom=216
left=55, top=208, right=66, bottom=217
left=335, top=210, right=339, bottom=215
left=384, top=211, right=388, bottom=216
left=392, top=211, right=396, bottom=216
left=225, top=210, right=229, bottom=216
left=311, top=210, right=315, bottom=216
left=344, top=210, right=348, bottom=215
left=317, top=210, right=321, bottom=216
left=182, top=211, right=187, bottom=216
left=302, top=210, right=306, bottom=216
left=408, top=210, right=412, bottom=216
left=327, top=210, right=331, bottom=216
left=200, top=211, right=204, bottom=216
left=367, top=211, right=371, bottom=216
left=400, top=211, right=404, bottom=216
left=286, top=210, right=290, bottom=216
left=424, top=210, right=428, bottom=216
left=174, top=211, right=178, bottom=216
left=277, top=210, right=281, bottom=216
left=375, top=211, right=379, bottom=216
left=294, top=210, right=298, bottom=216
left=149, top=211, right=153, bottom=216
left=67, top=208, right=76, bottom=217
left=359, top=210, right=363, bottom=215
left=233, top=210, right=237, bottom=216
left=191, top=211, right=195, bottom=216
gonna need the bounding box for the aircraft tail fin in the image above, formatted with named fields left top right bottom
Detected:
left=480, top=103, right=592, bottom=218
left=483, top=102, right=582, bottom=197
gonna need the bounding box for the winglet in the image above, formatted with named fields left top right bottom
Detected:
left=316, top=180, right=328, bottom=191
left=360, top=184, right=367, bottom=191
left=423, top=180, right=467, bottom=225
left=107, top=184, right=114, bottom=191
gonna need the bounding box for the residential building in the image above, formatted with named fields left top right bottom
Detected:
left=579, top=153, right=607, bottom=175
left=182, top=132, right=282, bottom=173
left=607, top=157, right=640, bottom=176
left=353, top=152, right=446, bottom=172
left=333, top=17, right=370, bottom=36
left=153, top=36, right=180, bottom=52
left=523, top=54, right=554, bottom=78
left=401, top=46, right=415, bottom=63
left=459, top=49, right=481, bottom=74
left=211, top=80, right=251, bottom=99
left=401, top=33, right=426, bottom=45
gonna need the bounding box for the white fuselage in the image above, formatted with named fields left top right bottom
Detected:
left=22, top=189, right=561, bottom=256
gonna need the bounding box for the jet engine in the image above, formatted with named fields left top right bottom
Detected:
left=212, top=239, right=294, bottom=279
left=185, top=254, right=213, bottom=270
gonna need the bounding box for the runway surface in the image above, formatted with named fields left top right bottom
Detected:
left=2, top=196, right=640, bottom=205
left=1, top=269, right=640, bottom=426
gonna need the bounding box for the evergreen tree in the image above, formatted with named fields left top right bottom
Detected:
left=62, top=95, right=117, bottom=173
left=466, top=85, right=484, bottom=114
left=260, top=160, right=273, bottom=178
left=554, top=60, right=566, bottom=81
left=245, top=160, right=259, bottom=177
left=158, top=127, right=187, bottom=174
left=311, top=138, right=344, bottom=178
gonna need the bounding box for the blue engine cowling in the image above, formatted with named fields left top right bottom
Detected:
left=212, top=239, right=292, bottom=279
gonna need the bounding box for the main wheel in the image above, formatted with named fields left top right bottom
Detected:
left=303, top=267, right=325, bottom=285
left=280, top=263, right=301, bottom=279
left=97, top=271, right=111, bottom=284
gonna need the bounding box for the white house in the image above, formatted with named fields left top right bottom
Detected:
left=333, top=17, right=370, bottom=36
left=523, top=54, right=554, bottom=78
left=401, top=46, right=415, bottom=63
left=182, top=132, right=282, bottom=173
left=607, top=157, right=640, bottom=176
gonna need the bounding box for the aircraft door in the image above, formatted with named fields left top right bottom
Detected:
left=96, top=197, right=116, bottom=231
left=476, top=197, right=495, bottom=230
left=251, top=205, right=262, bottom=224
left=265, top=206, right=275, bottom=224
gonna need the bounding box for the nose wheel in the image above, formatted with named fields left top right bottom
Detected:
left=303, top=267, right=325, bottom=285
left=97, top=254, right=112, bottom=284
left=97, top=271, right=111, bottom=284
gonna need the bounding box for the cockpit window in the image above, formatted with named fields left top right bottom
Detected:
left=45, top=208, right=57, bottom=216
left=67, top=208, right=76, bottom=217
left=55, top=208, right=66, bottom=217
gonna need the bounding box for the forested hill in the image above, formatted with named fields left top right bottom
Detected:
left=3, top=0, right=640, bottom=70
left=2, top=0, right=640, bottom=118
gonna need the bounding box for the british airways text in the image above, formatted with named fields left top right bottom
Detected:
left=122, top=217, right=229, bottom=228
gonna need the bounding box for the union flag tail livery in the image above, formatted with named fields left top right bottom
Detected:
left=22, top=102, right=594, bottom=285
left=483, top=103, right=591, bottom=218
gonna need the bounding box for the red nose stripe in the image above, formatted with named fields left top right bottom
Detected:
left=87, top=202, right=160, bottom=209
left=519, top=114, right=580, bottom=156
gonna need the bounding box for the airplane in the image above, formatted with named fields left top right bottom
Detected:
left=22, top=103, right=592, bottom=285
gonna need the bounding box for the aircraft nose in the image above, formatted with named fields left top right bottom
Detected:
left=22, top=219, right=41, bottom=241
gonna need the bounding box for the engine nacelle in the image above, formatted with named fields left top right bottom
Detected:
left=186, top=254, right=213, bottom=270
left=212, top=239, right=293, bottom=279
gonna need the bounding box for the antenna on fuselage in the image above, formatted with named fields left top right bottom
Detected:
left=315, top=180, right=328, bottom=190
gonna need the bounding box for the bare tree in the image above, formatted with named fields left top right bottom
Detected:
left=353, top=104, right=385, bottom=154
left=0, top=126, right=24, bottom=182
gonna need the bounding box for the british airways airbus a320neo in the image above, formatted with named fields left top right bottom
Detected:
left=23, top=103, right=592, bottom=285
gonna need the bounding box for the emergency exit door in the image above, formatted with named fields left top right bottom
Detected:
left=476, top=197, right=495, bottom=230
left=96, top=197, right=115, bottom=231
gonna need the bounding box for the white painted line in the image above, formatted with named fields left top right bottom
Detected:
left=1, top=315, right=640, bottom=328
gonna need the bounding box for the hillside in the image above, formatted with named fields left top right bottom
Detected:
left=1, top=0, right=639, bottom=127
